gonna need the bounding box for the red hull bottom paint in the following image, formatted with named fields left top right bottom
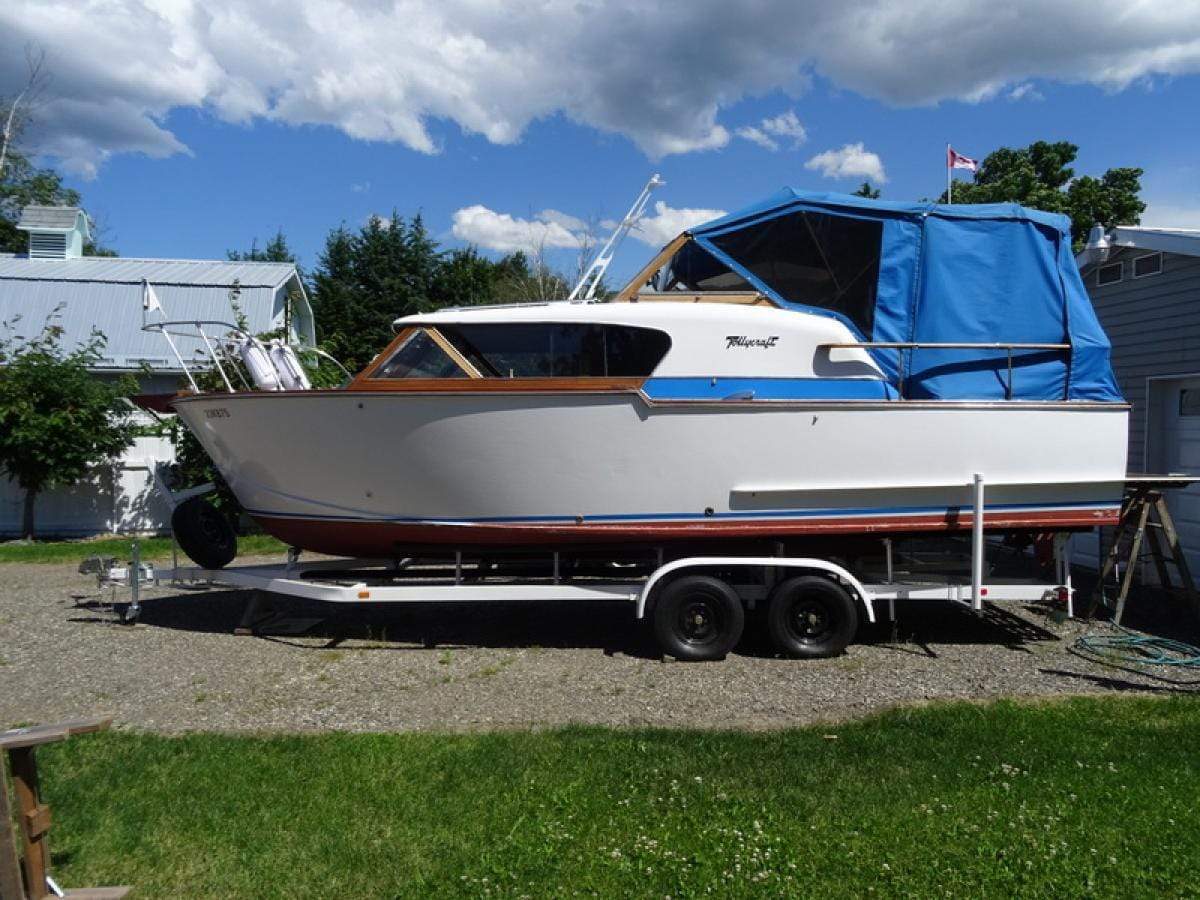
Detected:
left=253, top=508, right=1120, bottom=558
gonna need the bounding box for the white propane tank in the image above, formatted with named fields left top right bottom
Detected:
left=269, top=340, right=312, bottom=391
left=238, top=337, right=282, bottom=391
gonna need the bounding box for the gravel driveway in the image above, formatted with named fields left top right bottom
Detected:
left=2, top=561, right=1197, bottom=733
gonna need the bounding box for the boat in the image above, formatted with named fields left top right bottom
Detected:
left=164, top=189, right=1129, bottom=561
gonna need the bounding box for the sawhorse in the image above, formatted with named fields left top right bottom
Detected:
left=1088, top=485, right=1200, bottom=625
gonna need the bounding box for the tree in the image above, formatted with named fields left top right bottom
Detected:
left=853, top=182, right=881, bottom=199
left=0, top=48, right=115, bottom=256
left=0, top=45, right=48, bottom=180
left=940, top=140, right=1145, bottom=249
left=227, top=229, right=297, bottom=264
left=0, top=313, right=138, bottom=538
left=309, top=211, right=591, bottom=373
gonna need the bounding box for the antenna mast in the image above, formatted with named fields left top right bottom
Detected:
left=569, top=173, right=664, bottom=303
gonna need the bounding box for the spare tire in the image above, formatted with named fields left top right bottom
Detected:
left=171, top=497, right=237, bottom=569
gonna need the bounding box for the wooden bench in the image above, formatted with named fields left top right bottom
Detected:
left=0, top=717, right=129, bottom=899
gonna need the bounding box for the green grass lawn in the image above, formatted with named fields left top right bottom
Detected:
left=27, top=696, right=1200, bottom=897
left=0, top=533, right=285, bottom=564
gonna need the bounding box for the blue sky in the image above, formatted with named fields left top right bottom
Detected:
left=4, top=1, right=1200, bottom=288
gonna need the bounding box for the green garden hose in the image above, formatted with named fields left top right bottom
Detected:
left=1075, top=628, right=1200, bottom=668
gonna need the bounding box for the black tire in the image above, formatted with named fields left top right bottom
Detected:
left=171, top=497, right=237, bottom=569
left=652, top=574, right=744, bottom=662
left=766, top=575, right=858, bottom=659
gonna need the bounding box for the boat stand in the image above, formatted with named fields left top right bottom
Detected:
left=1087, top=480, right=1200, bottom=625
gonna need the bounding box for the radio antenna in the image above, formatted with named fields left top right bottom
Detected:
left=568, top=173, right=664, bottom=303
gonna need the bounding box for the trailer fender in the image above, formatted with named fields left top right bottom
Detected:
left=636, top=556, right=875, bottom=624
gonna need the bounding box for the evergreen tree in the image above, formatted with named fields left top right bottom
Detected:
left=941, top=141, right=1144, bottom=248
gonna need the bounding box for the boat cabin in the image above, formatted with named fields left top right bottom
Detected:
left=354, top=189, right=1122, bottom=406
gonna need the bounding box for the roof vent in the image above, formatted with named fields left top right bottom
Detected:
left=16, top=206, right=91, bottom=260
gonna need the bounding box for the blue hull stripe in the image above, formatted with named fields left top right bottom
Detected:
left=641, top=377, right=898, bottom=401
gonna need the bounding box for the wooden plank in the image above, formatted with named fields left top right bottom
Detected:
left=0, top=718, right=109, bottom=751
left=0, top=750, right=26, bottom=900
left=57, top=718, right=112, bottom=738
left=0, top=727, right=69, bottom=752
left=345, top=377, right=644, bottom=394
left=23, top=804, right=51, bottom=840
left=61, top=889, right=131, bottom=899
left=1144, top=517, right=1173, bottom=589
left=8, top=748, right=49, bottom=900
left=1114, top=496, right=1153, bottom=626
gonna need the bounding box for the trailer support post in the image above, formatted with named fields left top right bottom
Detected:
left=971, top=474, right=985, bottom=612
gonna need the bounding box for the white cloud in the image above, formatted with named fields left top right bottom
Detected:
left=736, top=109, right=807, bottom=151
left=451, top=205, right=585, bottom=253
left=632, top=201, right=726, bottom=246
left=5, top=1, right=1200, bottom=173
left=805, top=142, right=888, bottom=183
left=536, top=209, right=589, bottom=234
left=1007, top=82, right=1044, bottom=101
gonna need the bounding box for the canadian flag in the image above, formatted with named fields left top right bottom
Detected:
left=947, top=146, right=979, bottom=172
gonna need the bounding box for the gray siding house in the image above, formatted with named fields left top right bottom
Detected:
left=1077, top=225, right=1200, bottom=573
left=0, top=206, right=315, bottom=537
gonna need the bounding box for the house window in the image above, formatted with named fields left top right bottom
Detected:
left=1096, top=261, right=1123, bottom=286
left=1132, top=252, right=1163, bottom=279
left=1180, top=389, right=1200, bottom=417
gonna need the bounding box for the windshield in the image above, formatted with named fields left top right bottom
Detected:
left=372, top=329, right=468, bottom=378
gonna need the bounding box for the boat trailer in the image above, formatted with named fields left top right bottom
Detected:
left=95, top=473, right=1110, bottom=661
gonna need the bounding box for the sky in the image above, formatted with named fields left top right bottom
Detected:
left=3, top=0, right=1200, bottom=288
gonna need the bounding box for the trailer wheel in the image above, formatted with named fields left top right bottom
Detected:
left=171, top=497, right=237, bottom=569
left=653, top=574, right=744, bottom=662
left=767, top=575, right=858, bottom=659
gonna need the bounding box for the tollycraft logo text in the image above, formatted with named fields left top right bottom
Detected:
left=725, top=335, right=780, bottom=349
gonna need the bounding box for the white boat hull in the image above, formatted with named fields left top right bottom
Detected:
left=173, top=390, right=1128, bottom=556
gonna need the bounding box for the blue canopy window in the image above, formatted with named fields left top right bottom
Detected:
left=705, top=210, right=882, bottom=337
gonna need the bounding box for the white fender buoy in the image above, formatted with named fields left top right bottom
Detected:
left=269, top=340, right=312, bottom=391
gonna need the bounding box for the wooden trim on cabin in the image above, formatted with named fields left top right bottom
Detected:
left=612, top=233, right=690, bottom=302
left=426, top=326, right=483, bottom=378
left=350, top=327, right=414, bottom=386
left=346, top=377, right=645, bottom=393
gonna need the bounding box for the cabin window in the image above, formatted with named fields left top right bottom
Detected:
left=438, top=323, right=671, bottom=378
left=1132, top=252, right=1163, bottom=279
left=1096, top=261, right=1123, bottom=286
left=372, top=329, right=469, bottom=378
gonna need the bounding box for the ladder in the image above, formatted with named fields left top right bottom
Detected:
left=1088, top=484, right=1200, bottom=625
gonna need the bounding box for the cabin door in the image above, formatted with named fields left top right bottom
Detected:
left=1147, top=376, right=1200, bottom=581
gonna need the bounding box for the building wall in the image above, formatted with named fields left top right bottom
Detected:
left=0, top=370, right=182, bottom=537
left=1084, top=249, right=1200, bottom=472
left=0, top=432, right=175, bottom=537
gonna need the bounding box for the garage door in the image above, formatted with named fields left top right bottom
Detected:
left=1150, top=376, right=1200, bottom=579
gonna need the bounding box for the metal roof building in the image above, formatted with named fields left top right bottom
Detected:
left=0, top=207, right=317, bottom=537
left=0, top=254, right=315, bottom=374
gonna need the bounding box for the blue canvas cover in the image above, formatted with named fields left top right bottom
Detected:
left=686, top=189, right=1121, bottom=402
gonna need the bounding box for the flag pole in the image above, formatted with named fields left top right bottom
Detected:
left=946, top=143, right=952, bottom=204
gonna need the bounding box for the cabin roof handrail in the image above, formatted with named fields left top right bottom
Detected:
left=820, top=341, right=1071, bottom=350
left=820, top=341, right=1073, bottom=401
